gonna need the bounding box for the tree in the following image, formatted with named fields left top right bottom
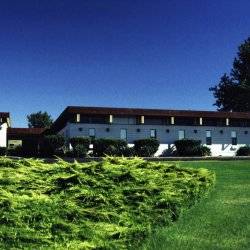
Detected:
left=210, top=37, right=250, bottom=111
left=27, top=111, right=53, bottom=128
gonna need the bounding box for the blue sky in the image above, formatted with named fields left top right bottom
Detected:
left=0, top=0, right=250, bottom=127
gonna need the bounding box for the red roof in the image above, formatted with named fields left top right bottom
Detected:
left=7, top=128, right=46, bottom=136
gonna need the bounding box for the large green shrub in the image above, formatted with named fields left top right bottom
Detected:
left=0, top=157, right=215, bottom=249
left=93, top=138, right=132, bottom=156
left=133, top=139, right=159, bottom=157
left=69, top=137, right=90, bottom=157
left=40, top=134, right=65, bottom=157
left=236, top=146, right=250, bottom=156
left=174, top=139, right=211, bottom=156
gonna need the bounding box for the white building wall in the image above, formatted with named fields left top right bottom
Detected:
left=0, top=123, right=8, bottom=147
left=60, top=123, right=250, bottom=156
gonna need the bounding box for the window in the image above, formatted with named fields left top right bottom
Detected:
left=231, top=131, right=237, bottom=145
left=89, top=128, right=95, bottom=138
left=120, top=129, right=127, bottom=140
left=178, top=130, right=185, bottom=140
left=150, top=129, right=157, bottom=138
left=175, top=117, right=196, bottom=126
left=78, top=115, right=107, bottom=124
left=145, top=117, right=165, bottom=125
left=206, top=130, right=212, bottom=145
left=203, top=118, right=225, bottom=126
left=113, top=116, right=136, bottom=125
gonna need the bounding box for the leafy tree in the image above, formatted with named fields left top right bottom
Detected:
left=210, top=37, right=250, bottom=111
left=27, top=111, right=53, bottom=128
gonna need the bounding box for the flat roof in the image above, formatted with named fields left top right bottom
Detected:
left=65, top=106, right=250, bottom=119
left=50, top=106, right=250, bottom=133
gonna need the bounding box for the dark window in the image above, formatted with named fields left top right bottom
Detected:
left=113, top=116, right=136, bottom=125
left=206, top=130, right=212, bottom=145
left=120, top=129, right=127, bottom=140
left=144, top=116, right=169, bottom=125
left=175, top=117, right=197, bottom=126
left=78, top=115, right=107, bottom=124
left=178, top=130, right=185, bottom=140
left=203, top=118, right=225, bottom=126
left=150, top=129, right=157, bottom=138
left=231, top=131, right=237, bottom=145
left=89, top=128, right=95, bottom=138
left=206, top=137, right=212, bottom=145
left=232, top=138, right=237, bottom=145
left=230, top=119, right=250, bottom=127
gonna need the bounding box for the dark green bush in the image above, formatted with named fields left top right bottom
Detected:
left=133, top=139, right=159, bottom=157
left=0, top=147, right=7, bottom=156
left=195, top=145, right=211, bottom=156
left=174, top=139, right=211, bottom=156
left=40, top=134, right=65, bottom=157
left=93, top=138, right=131, bottom=156
left=72, top=144, right=88, bottom=158
left=69, top=137, right=90, bottom=158
left=70, top=137, right=90, bottom=149
left=7, top=146, right=24, bottom=157
left=236, top=146, right=250, bottom=156
left=160, top=146, right=177, bottom=157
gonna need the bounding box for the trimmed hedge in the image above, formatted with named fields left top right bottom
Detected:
left=236, top=146, right=250, bottom=156
left=93, top=138, right=132, bottom=157
left=175, top=139, right=211, bottom=156
left=133, top=139, right=159, bottom=157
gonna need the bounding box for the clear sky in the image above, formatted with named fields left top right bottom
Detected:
left=0, top=0, right=250, bottom=127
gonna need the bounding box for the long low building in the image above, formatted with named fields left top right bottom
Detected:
left=50, top=106, right=250, bottom=156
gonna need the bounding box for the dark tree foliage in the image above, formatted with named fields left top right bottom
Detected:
left=40, top=134, right=65, bottom=157
left=133, top=139, right=159, bottom=157
left=27, top=111, right=53, bottom=128
left=210, top=37, right=250, bottom=111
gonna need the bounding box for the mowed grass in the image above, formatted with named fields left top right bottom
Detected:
left=141, top=160, right=250, bottom=250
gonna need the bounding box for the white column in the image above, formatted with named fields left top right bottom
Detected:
left=140, top=115, right=144, bottom=124
left=171, top=116, right=175, bottom=125
left=199, top=117, right=203, bottom=125
left=109, top=115, right=113, bottom=123
left=76, top=114, right=80, bottom=122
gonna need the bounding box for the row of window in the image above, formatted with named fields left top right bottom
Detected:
left=85, top=128, right=239, bottom=145
left=72, top=115, right=250, bottom=127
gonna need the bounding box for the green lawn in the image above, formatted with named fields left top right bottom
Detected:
left=141, top=160, right=250, bottom=250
